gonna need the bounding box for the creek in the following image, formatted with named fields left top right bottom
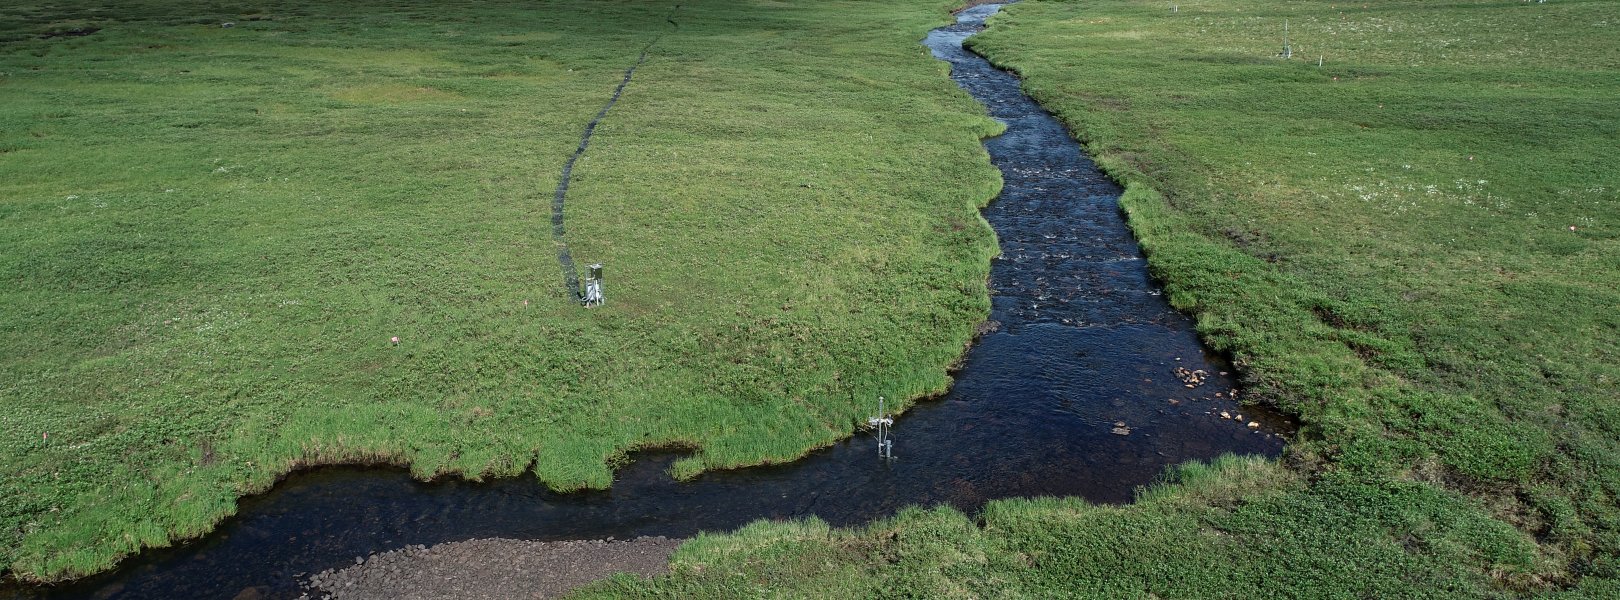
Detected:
left=3, top=5, right=1287, bottom=598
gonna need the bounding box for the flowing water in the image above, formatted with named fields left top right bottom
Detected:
left=3, top=5, right=1288, bottom=598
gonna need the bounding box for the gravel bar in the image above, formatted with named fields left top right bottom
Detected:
left=298, top=536, right=682, bottom=600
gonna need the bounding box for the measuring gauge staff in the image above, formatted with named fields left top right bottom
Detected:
left=868, top=396, right=896, bottom=460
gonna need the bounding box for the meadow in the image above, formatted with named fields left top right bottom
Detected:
left=6, top=0, right=1617, bottom=594
left=582, top=0, right=1620, bottom=597
left=0, top=0, right=1004, bottom=581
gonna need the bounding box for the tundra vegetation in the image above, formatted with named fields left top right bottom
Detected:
left=0, top=0, right=1003, bottom=580
left=579, top=0, right=1620, bottom=597
left=2, top=0, right=1616, bottom=596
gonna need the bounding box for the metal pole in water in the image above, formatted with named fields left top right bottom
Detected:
left=869, top=396, right=895, bottom=460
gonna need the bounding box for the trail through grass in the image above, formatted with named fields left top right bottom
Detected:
left=0, top=0, right=1001, bottom=581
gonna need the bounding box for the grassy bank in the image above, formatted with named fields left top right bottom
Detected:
left=0, top=0, right=1002, bottom=581
left=581, top=457, right=1560, bottom=598
left=583, top=0, right=1620, bottom=596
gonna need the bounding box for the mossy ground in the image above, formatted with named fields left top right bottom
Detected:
left=0, top=0, right=1002, bottom=581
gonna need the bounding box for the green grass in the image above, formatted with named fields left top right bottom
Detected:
left=0, top=0, right=1003, bottom=581
left=577, top=0, right=1620, bottom=597
left=579, top=457, right=1553, bottom=598
left=8, top=0, right=1618, bottom=594
left=968, top=0, right=1620, bottom=583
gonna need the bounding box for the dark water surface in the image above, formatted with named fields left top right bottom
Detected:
left=4, top=5, right=1288, bottom=598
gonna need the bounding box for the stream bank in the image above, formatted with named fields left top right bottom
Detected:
left=1, top=5, right=1287, bottom=599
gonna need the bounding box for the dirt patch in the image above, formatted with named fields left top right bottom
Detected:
left=299, top=536, right=681, bottom=600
